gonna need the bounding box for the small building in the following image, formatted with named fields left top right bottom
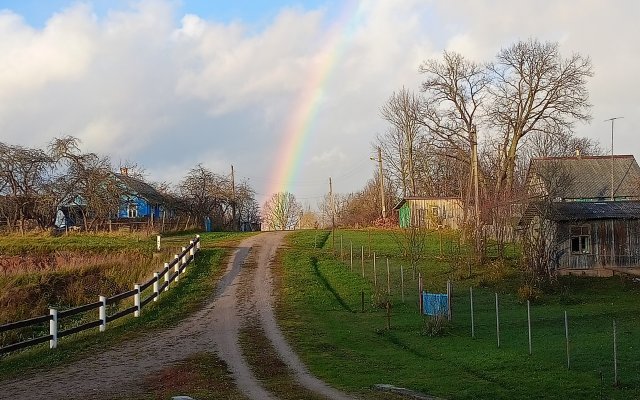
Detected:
left=113, top=170, right=176, bottom=228
left=520, top=155, right=640, bottom=274
left=393, top=196, right=465, bottom=229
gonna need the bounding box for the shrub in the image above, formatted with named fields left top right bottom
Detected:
left=517, top=283, right=542, bottom=303
left=422, top=315, right=451, bottom=337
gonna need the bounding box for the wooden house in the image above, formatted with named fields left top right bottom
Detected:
left=520, top=155, right=640, bottom=274
left=393, top=196, right=465, bottom=229
left=114, top=169, right=175, bottom=225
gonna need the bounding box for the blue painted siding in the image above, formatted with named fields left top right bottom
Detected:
left=118, top=196, right=153, bottom=218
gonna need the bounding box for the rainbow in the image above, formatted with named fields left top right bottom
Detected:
left=266, top=2, right=359, bottom=199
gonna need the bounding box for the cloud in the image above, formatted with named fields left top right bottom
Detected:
left=0, top=0, right=638, bottom=203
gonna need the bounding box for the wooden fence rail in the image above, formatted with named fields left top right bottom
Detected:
left=0, top=235, right=201, bottom=355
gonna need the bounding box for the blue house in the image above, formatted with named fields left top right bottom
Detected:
left=115, top=169, right=174, bottom=222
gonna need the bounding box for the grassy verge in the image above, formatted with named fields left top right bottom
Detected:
left=0, top=231, right=254, bottom=381
left=276, top=229, right=640, bottom=399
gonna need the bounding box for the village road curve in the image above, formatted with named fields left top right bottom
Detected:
left=0, top=231, right=354, bottom=400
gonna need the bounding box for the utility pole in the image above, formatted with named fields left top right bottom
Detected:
left=231, top=164, right=236, bottom=230
left=605, top=117, right=623, bottom=201
left=329, top=177, right=335, bottom=251
left=472, top=125, right=480, bottom=254
left=376, top=146, right=386, bottom=221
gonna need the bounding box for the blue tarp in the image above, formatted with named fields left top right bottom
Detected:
left=422, top=292, right=448, bottom=316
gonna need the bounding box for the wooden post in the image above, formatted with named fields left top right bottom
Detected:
left=386, top=258, right=390, bottom=295
left=527, top=300, right=532, bottom=355
left=163, top=262, right=170, bottom=291
left=470, top=287, right=475, bottom=338
left=174, top=254, right=180, bottom=282
left=361, top=289, right=365, bottom=313
left=196, top=234, right=201, bottom=250
left=418, top=273, right=423, bottom=314
left=495, top=293, right=500, bottom=348
left=565, top=311, right=570, bottom=369
left=400, top=266, right=405, bottom=303
left=350, top=241, right=353, bottom=272
left=361, top=246, right=365, bottom=278
left=99, top=296, right=106, bottom=332
left=49, top=308, right=58, bottom=349
left=156, top=235, right=161, bottom=251
left=613, top=319, right=618, bottom=385
left=181, top=247, right=188, bottom=272
left=134, top=284, right=141, bottom=317
left=153, top=273, right=159, bottom=302
left=447, top=280, right=452, bottom=321
left=373, top=252, right=377, bottom=287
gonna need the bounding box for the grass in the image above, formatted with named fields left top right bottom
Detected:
left=276, top=228, right=640, bottom=399
left=0, top=231, right=254, bottom=381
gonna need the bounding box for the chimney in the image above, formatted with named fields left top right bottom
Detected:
left=120, top=167, right=128, bottom=176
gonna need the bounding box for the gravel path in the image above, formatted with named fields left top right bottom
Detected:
left=0, top=232, right=354, bottom=400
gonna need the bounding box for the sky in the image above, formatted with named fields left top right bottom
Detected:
left=0, top=0, right=638, bottom=208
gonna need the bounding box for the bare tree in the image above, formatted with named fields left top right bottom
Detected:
left=379, top=87, right=423, bottom=196
left=262, top=192, right=302, bottom=231
left=486, top=39, right=593, bottom=196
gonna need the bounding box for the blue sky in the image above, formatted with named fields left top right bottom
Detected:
left=0, top=0, right=638, bottom=208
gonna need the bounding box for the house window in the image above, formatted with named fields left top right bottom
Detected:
left=127, top=203, right=138, bottom=218
left=431, top=206, right=439, bottom=217
left=570, top=225, right=590, bottom=254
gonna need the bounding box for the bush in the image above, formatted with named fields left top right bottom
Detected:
left=517, top=283, right=542, bottom=303
left=422, top=315, right=451, bottom=337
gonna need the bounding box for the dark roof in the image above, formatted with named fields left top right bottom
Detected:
left=527, top=155, right=640, bottom=200
left=115, top=173, right=170, bottom=205
left=520, top=200, right=640, bottom=225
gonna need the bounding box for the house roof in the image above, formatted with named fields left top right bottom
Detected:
left=527, top=155, right=640, bottom=200
left=115, top=173, right=170, bottom=205
left=520, top=200, right=640, bottom=225
left=393, top=196, right=462, bottom=210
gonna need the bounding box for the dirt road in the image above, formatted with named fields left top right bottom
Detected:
left=0, top=232, right=353, bottom=399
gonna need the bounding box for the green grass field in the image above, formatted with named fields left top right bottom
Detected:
left=276, top=229, right=640, bottom=399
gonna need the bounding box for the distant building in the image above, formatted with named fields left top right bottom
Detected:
left=393, top=196, right=465, bottom=229
left=520, top=155, right=640, bottom=275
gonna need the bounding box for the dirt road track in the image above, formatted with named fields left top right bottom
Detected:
left=0, top=232, right=354, bottom=400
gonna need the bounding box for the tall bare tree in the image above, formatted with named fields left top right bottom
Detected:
left=486, top=39, right=593, bottom=196
left=379, top=87, right=423, bottom=196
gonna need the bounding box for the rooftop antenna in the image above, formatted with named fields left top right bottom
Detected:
left=604, top=117, right=623, bottom=200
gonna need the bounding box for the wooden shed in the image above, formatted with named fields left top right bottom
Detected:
left=520, top=155, right=640, bottom=274
left=393, top=197, right=465, bottom=229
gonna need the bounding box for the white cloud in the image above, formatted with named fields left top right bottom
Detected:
left=0, top=0, right=638, bottom=202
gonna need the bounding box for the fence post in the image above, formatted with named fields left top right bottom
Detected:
left=196, top=234, right=201, bottom=250
left=361, top=246, right=364, bottom=278
left=134, top=284, right=141, bottom=317
left=99, top=295, right=107, bottom=332
left=350, top=241, right=353, bottom=272
left=190, top=240, right=195, bottom=259
left=156, top=235, right=161, bottom=251
left=495, top=293, right=500, bottom=348
left=153, top=273, right=160, bottom=302
left=527, top=300, right=532, bottom=355
left=181, top=247, right=188, bottom=272
left=373, top=252, right=377, bottom=287
left=386, top=258, right=390, bottom=295
left=470, top=286, right=475, bottom=338
left=163, top=262, right=170, bottom=291
left=49, top=308, right=58, bottom=349
left=340, top=235, right=343, bottom=262
left=418, top=273, right=423, bottom=314
left=565, top=311, right=570, bottom=369
left=401, top=266, right=405, bottom=303
left=174, top=254, right=180, bottom=282
left=613, top=319, right=618, bottom=385
left=447, top=280, right=452, bottom=321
